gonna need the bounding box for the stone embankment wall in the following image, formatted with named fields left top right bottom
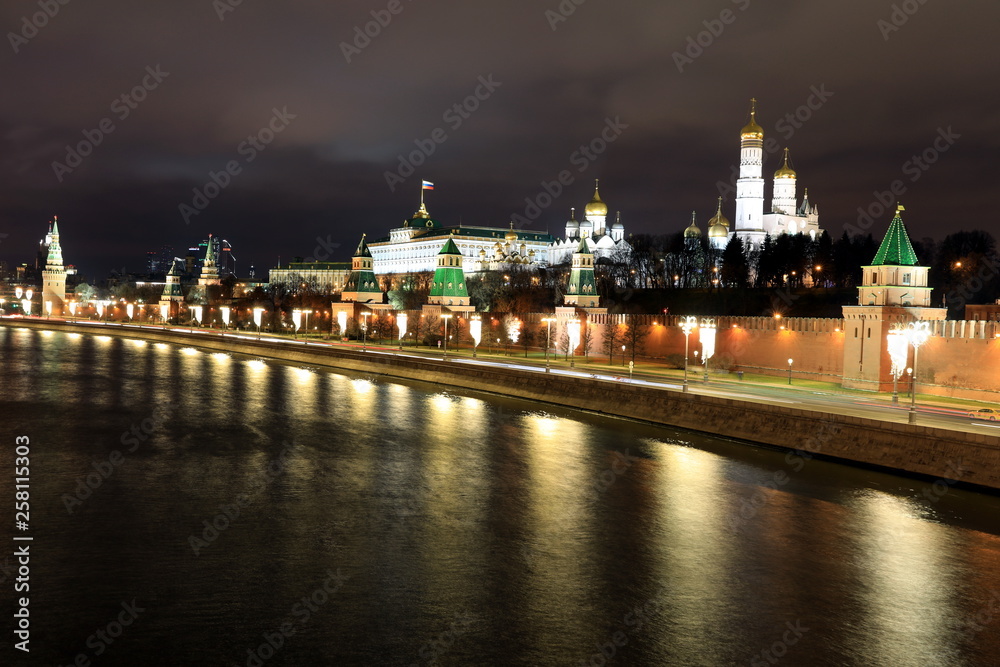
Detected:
left=7, top=320, right=999, bottom=491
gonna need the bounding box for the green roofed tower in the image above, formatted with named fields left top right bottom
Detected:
left=564, top=237, right=599, bottom=308
left=428, top=236, right=470, bottom=307
left=341, top=234, right=383, bottom=303
left=857, top=205, right=931, bottom=307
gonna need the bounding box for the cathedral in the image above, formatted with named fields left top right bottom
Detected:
left=548, top=180, right=629, bottom=265
left=686, top=99, right=823, bottom=250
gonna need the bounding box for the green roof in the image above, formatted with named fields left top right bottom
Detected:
left=871, top=210, right=918, bottom=266
left=439, top=237, right=461, bottom=255
left=353, top=235, right=372, bottom=258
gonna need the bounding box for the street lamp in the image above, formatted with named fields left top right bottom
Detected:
left=361, top=311, right=371, bottom=350
left=787, top=358, right=793, bottom=385
left=621, top=344, right=626, bottom=367
left=397, top=313, right=408, bottom=350
left=470, top=314, right=482, bottom=358
left=440, top=313, right=452, bottom=358
left=903, top=321, right=930, bottom=423
left=542, top=316, right=556, bottom=372
left=566, top=319, right=580, bottom=367
left=220, top=306, right=231, bottom=331
left=887, top=327, right=909, bottom=404
left=680, top=316, right=697, bottom=392
left=700, top=318, right=716, bottom=382
left=253, top=307, right=265, bottom=339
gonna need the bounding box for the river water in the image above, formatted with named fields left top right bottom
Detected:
left=2, top=326, right=999, bottom=666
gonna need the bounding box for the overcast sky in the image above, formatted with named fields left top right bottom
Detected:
left=1, top=0, right=997, bottom=277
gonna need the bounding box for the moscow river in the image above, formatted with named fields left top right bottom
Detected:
left=2, top=326, right=999, bottom=666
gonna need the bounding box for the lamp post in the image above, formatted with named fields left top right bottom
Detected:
left=542, top=316, right=556, bottom=372
left=361, top=311, right=371, bottom=351
left=904, top=321, right=930, bottom=423
left=397, top=313, right=408, bottom=350
left=680, top=316, right=697, bottom=392
left=700, top=318, right=716, bottom=382
left=253, top=307, right=265, bottom=339
left=566, top=319, right=580, bottom=368
left=621, top=344, right=626, bottom=367
left=470, top=314, right=482, bottom=358
left=787, top=358, right=793, bottom=385
left=440, top=313, right=452, bottom=358
left=887, top=327, right=909, bottom=404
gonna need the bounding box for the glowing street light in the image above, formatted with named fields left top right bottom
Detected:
left=680, top=316, right=697, bottom=392
left=887, top=327, right=909, bottom=404
left=470, top=314, right=482, bottom=358
left=700, top=318, right=716, bottom=382
left=397, top=313, right=408, bottom=350
left=337, top=311, right=348, bottom=339
left=542, top=317, right=556, bottom=372
left=787, top=358, right=794, bottom=385
left=45, top=301, right=52, bottom=319
left=68, top=301, right=78, bottom=319
left=160, top=304, right=170, bottom=326
left=253, top=307, right=265, bottom=339
left=566, top=319, right=581, bottom=367
left=903, top=321, right=930, bottom=423
left=440, top=313, right=452, bottom=358
left=126, top=303, right=135, bottom=321
left=292, top=309, right=303, bottom=338
left=220, top=306, right=231, bottom=330
left=191, top=305, right=203, bottom=326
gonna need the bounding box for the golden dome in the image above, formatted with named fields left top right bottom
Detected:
left=774, top=147, right=796, bottom=179
left=740, top=98, right=764, bottom=140
left=584, top=179, right=608, bottom=217
left=505, top=222, right=518, bottom=242
left=709, top=222, right=729, bottom=238
left=708, top=196, right=730, bottom=229
left=684, top=211, right=702, bottom=238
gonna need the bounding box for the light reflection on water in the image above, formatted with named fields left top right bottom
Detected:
left=1, top=326, right=999, bottom=667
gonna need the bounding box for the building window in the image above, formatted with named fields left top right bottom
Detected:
left=867, top=328, right=871, bottom=338
left=854, top=327, right=858, bottom=338
left=903, top=273, right=911, bottom=285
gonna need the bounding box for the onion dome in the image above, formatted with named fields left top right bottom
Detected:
left=684, top=211, right=702, bottom=238
left=740, top=98, right=764, bottom=140
left=505, top=222, right=518, bottom=242
left=566, top=207, right=579, bottom=230
left=584, top=179, right=608, bottom=217
left=612, top=211, right=624, bottom=230
left=774, top=147, right=796, bottom=179
left=707, top=196, right=730, bottom=230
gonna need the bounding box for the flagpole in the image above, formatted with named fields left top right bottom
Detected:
left=420, top=183, right=424, bottom=208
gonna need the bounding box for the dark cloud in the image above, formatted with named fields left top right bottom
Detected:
left=1, top=0, right=997, bottom=275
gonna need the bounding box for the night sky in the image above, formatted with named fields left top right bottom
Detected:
left=1, top=0, right=997, bottom=278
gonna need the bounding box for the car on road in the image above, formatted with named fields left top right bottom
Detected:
left=967, top=407, right=1000, bottom=421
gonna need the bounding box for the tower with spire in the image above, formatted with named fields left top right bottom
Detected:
left=734, top=99, right=766, bottom=250
left=341, top=234, right=383, bottom=303
left=841, top=205, right=945, bottom=391
left=563, top=237, right=599, bottom=308
left=724, top=99, right=823, bottom=249
left=41, top=216, right=67, bottom=314
left=198, top=234, right=222, bottom=287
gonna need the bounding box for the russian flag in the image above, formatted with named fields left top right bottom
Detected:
left=421, top=180, right=434, bottom=190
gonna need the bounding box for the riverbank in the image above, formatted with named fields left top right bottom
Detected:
left=6, top=318, right=1000, bottom=491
